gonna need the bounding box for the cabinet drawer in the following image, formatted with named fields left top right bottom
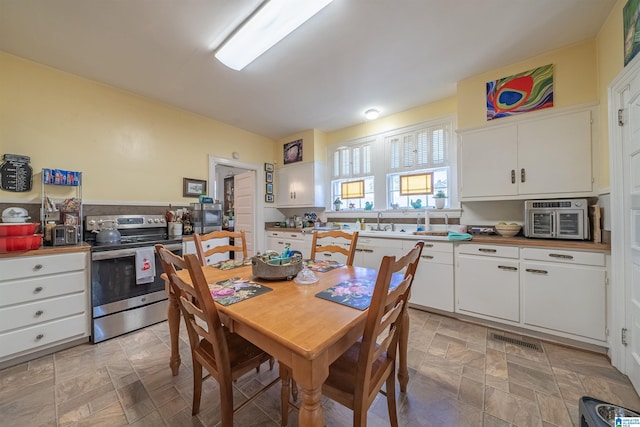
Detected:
left=418, top=251, right=453, bottom=265
left=456, top=243, right=519, bottom=258
left=357, top=237, right=404, bottom=249
left=0, top=252, right=86, bottom=281
left=406, top=240, right=453, bottom=253
left=0, top=271, right=86, bottom=307
left=266, top=231, right=304, bottom=241
left=0, top=292, right=86, bottom=332
left=0, top=314, right=87, bottom=359
left=521, top=248, right=605, bottom=266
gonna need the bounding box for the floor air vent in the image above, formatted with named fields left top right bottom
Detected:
left=490, top=333, right=543, bottom=352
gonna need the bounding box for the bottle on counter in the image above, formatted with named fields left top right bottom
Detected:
left=360, top=218, right=366, bottom=230
left=356, top=218, right=361, bottom=229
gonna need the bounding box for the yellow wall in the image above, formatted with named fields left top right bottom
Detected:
left=0, top=53, right=275, bottom=205
left=596, top=0, right=627, bottom=189
left=325, top=96, right=458, bottom=145
left=456, top=39, right=598, bottom=131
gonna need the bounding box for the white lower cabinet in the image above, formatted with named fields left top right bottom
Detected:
left=265, top=231, right=312, bottom=258
left=455, top=244, right=520, bottom=322
left=354, top=237, right=404, bottom=269
left=183, top=236, right=229, bottom=265
left=0, top=251, right=90, bottom=364
left=521, top=248, right=606, bottom=341
left=454, top=243, right=608, bottom=345
left=407, top=241, right=454, bottom=312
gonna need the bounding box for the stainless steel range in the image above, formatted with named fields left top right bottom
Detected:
left=85, top=214, right=182, bottom=343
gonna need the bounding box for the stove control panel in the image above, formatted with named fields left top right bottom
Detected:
left=85, top=214, right=167, bottom=232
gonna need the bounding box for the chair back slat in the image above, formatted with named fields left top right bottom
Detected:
left=310, top=230, right=359, bottom=265
left=356, top=241, right=424, bottom=400
left=194, top=230, right=248, bottom=265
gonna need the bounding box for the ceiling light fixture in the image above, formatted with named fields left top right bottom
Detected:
left=215, top=0, right=334, bottom=71
left=364, top=108, right=380, bottom=120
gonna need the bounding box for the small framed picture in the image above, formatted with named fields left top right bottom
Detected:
left=265, top=171, right=273, bottom=183
left=266, top=183, right=273, bottom=194
left=283, top=139, right=303, bottom=164
left=183, top=178, right=207, bottom=197
left=265, top=194, right=274, bottom=203
left=264, top=162, right=274, bottom=172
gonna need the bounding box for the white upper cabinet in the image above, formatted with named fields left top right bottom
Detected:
left=458, top=108, right=593, bottom=200
left=277, top=161, right=325, bottom=207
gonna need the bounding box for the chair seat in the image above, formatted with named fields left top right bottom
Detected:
left=323, top=341, right=389, bottom=407
left=197, top=327, right=270, bottom=379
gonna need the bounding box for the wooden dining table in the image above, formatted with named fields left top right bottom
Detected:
left=163, top=263, right=411, bottom=427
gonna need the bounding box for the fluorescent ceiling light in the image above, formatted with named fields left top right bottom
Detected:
left=215, top=0, right=333, bottom=71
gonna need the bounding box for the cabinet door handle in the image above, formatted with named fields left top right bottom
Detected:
left=34, top=286, right=43, bottom=293
left=35, top=310, right=44, bottom=316
left=498, top=265, right=518, bottom=271
left=511, top=169, right=515, bottom=184
left=521, top=168, right=526, bottom=183
left=277, top=241, right=285, bottom=245
left=549, top=253, right=573, bottom=260
left=478, top=248, right=497, bottom=253
left=424, top=244, right=434, bottom=248
left=363, top=249, right=374, bottom=253
left=33, top=264, right=43, bottom=270
left=322, top=253, right=332, bottom=258
left=421, top=255, right=434, bottom=259
left=525, top=268, right=548, bottom=275
left=35, top=334, right=44, bottom=340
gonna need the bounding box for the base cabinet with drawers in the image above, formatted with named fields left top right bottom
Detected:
left=354, top=237, right=405, bottom=270
left=407, top=240, right=454, bottom=312
left=455, top=244, right=520, bottom=322
left=521, top=247, right=606, bottom=341
left=0, top=251, right=90, bottom=366
left=454, top=243, right=608, bottom=345
left=265, top=230, right=312, bottom=258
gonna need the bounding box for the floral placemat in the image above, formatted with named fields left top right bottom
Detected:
left=208, top=277, right=272, bottom=306
left=211, top=259, right=252, bottom=270
left=304, top=259, right=345, bottom=272
left=315, top=277, right=403, bottom=310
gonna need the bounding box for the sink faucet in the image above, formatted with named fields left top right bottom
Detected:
left=376, top=212, right=383, bottom=231
left=444, top=214, right=449, bottom=225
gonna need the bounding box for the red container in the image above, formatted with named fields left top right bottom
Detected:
left=0, top=234, right=43, bottom=253
left=0, top=222, right=40, bottom=237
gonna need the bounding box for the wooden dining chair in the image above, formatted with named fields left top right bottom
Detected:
left=310, top=229, right=359, bottom=265
left=321, top=241, right=424, bottom=427
left=157, top=248, right=290, bottom=426
left=194, top=230, right=248, bottom=265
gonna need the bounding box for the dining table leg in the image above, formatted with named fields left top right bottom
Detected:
left=167, top=287, right=182, bottom=376
left=398, top=308, right=410, bottom=392
left=293, top=355, right=327, bottom=427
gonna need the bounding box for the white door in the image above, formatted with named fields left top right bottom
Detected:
left=234, top=170, right=256, bottom=257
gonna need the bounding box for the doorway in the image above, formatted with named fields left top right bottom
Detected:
left=610, top=54, right=640, bottom=392
left=208, top=156, right=264, bottom=256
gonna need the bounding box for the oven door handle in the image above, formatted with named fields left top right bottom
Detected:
left=92, top=243, right=182, bottom=260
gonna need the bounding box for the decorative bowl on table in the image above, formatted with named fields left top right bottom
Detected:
left=251, top=253, right=303, bottom=281
left=495, top=223, right=522, bottom=237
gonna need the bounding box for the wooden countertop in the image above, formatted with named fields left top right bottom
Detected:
left=264, top=226, right=610, bottom=252
left=0, top=243, right=91, bottom=258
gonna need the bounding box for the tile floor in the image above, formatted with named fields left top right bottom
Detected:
left=2, top=308, right=640, bottom=426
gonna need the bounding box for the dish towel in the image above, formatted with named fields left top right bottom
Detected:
left=135, top=246, right=156, bottom=285
left=448, top=231, right=473, bottom=241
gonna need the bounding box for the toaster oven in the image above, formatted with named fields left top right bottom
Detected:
left=524, top=199, right=589, bottom=240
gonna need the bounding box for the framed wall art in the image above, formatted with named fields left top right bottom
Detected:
left=265, top=194, right=274, bottom=203
left=486, top=64, right=553, bottom=121
left=264, top=162, right=274, bottom=172
left=183, top=177, right=207, bottom=197
left=625, top=0, right=640, bottom=66
left=265, top=171, right=273, bottom=183
left=283, top=139, right=303, bottom=164
left=266, top=183, right=273, bottom=194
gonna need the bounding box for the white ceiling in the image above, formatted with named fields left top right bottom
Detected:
left=0, top=0, right=617, bottom=140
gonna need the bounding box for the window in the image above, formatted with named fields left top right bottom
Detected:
left=387, top=122, right=451, bottom=209
left=329, top=117, right=454, bottom=211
